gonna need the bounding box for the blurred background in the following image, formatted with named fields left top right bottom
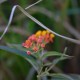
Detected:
left=0, top=0, right=80, bottom=80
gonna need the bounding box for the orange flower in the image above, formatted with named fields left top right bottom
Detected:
left=45, top=33, right=50, bottom=43
left=23, top=40, right=32, bottom=48
left=41, top=43, right=45, bottom=48
left=33, top=46, right=38, bottom=52
left=35, top=30, right=55, bottom=43
left=37, top=38, right=42, bottom=43
left=22, top=30, right=55, bottom=55
left=28, top=34, right=37, bottom=41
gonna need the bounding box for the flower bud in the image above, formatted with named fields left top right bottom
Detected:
left=27, top=51, right=31, bottom=55
left=41, top=43, right=45, bottom=48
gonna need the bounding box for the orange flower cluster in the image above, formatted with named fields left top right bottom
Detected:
left=22, top=30, right=55, bottom=55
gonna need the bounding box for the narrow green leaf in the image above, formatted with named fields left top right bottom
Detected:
left=69, top=74, right=80, bottom=80
left=43, top=62, right=52, bottom=66
left=43, top=54, right=73, bottom=68
left=52, top=56, right=73, bottom=67
left=41, top=51, right=70, bottom=59
left=7, top=43, right=26, bottom=51
left=49, top=73, right=74, bottom=80
left=0, top=46, right=38, bottom=71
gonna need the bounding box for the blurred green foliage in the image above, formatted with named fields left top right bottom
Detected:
left=0, top=0, right=80, bottom=80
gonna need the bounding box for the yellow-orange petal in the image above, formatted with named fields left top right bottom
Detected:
left=50, top=34, right=55, bottom=38
left=42, top=30, right=46, bottom=36
left=35, top=30, right=42, bottom=37
left=46, top=30, right=50, bottom=34
left=26, top=40, right=30, bottom=43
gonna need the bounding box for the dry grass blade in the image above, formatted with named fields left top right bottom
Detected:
left=0, top=4, right=80, bottom=44
left=25, top=0, right=42, bottom=10
left=28, top=6, right=80, bottom=39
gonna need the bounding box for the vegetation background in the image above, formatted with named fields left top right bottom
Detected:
left=0, top=0, right=80, bottom=80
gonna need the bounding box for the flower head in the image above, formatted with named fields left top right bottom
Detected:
left=22, top=30, right=55, bottom=55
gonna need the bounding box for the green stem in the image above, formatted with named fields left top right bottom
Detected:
left=37, top=76, right=41, bottom=80
left=37, top=67, right=42, bottom=80
left=37, top=50, right=44, bottom=80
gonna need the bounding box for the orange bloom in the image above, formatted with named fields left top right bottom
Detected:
left=33, top=46, right=38, bottom=52
left=41, top=43, right=45, bottom=48
left=28, top=34, right=37, bottom=41
left=22, top=30, right=55, bottom=55
left=23, top=40, right=32, bottom=48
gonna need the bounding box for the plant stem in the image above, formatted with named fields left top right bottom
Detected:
left=37, top=76, right=41, bottom=80
left=37, top=66, right=42, bottom=80
left=37, top=49, right=45, bottom=80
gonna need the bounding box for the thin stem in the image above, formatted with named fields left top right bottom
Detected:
left=37, top=76, right=41, bottom=80
left=39, top=65, right=43, bottom=74
left=37, top=50, right=44, bottom=80
left=37, top=61, right=43, bottom=80
left=37, top=65, right=43, bottom=80
left=46, top=59, right=60, bottom=72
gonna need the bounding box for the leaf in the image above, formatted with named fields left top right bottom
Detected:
left=69, top=74, right=80, bottom=80
left=0, top=46, right=38, bottom=71
left=44, top=54, right=73, bottom=68
left=51, top=74, right=80, bottom=80
left=44, top=62, right=52, bottom=66
left=52, top=56, right=72, bottom=66
left=41, top=51, right=70, bottom=59
left=50, top=74, right=74, bottom=80
left=7, top=43, right=26, bottom=52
